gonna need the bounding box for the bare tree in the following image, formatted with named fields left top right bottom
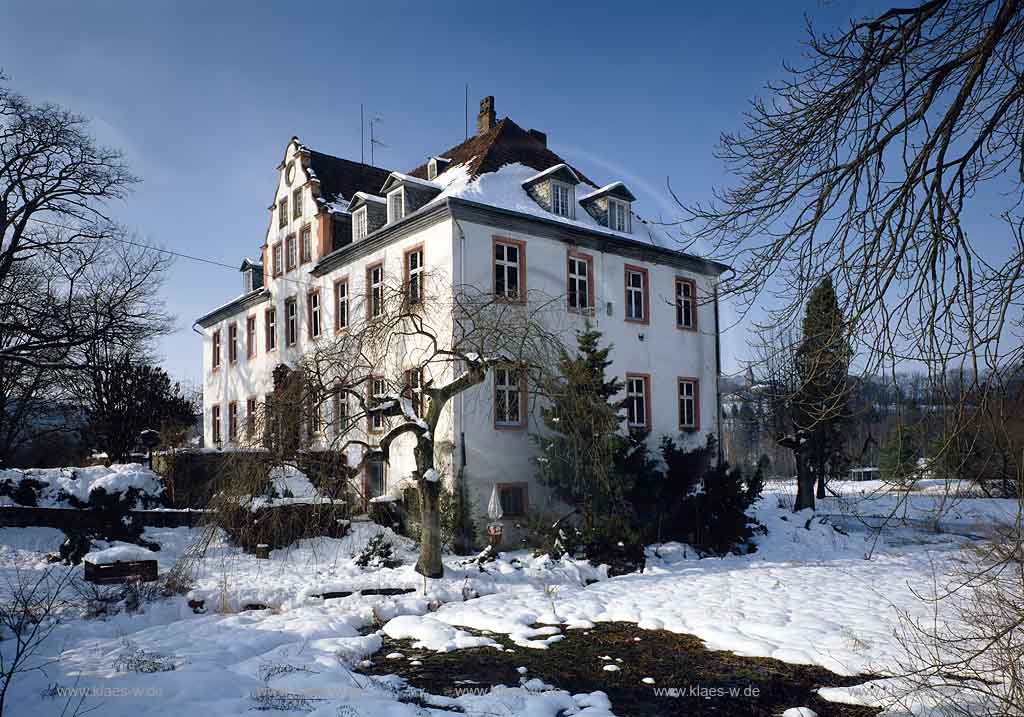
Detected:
left=1, top=74, right=135, bottom=296
left=0, top=76, right=172, bottom=465
left=0, top=567, right=74, bottom=716
left=686, top=4, right=1024, bottom=707
left=683, top=0, right=1024, bottom=452
left=269, top=272, right=566, bottom=578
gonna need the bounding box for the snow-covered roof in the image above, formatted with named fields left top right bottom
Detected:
left=425, top=162, right=662, bottom=245
left=521, top=163, right=580, bottom=186
left=579, top=181, right=636, bottom=203
left=195, top=287, right=269, bottom=327
left=347, top=192, right=386, bottom=210
left=380, top=171, right=442, bottom=194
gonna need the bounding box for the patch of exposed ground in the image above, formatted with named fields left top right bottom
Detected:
left=360, top=621, right=881, bottom=716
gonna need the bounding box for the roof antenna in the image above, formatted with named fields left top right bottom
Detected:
left=369, top=114, right=387, bottom=166
left=360, top=104, right=364, bottom=164
left=465, top=83, right=469, bottom=141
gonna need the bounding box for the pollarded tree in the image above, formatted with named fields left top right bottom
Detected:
left=278, top=272, right=566, bottom=578
left=534, top=323, right=624, bottom=532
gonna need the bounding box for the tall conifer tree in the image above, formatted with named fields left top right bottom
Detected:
left=793, top=276, right=852, bottom=509
left=534, top=323, right=623, bottom=530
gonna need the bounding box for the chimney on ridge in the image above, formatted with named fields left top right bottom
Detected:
left=476, top=96, right=496, bottom=135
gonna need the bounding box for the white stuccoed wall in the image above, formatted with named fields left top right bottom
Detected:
left=201, top=142, right=459, bottom=493
left=202, top=145, right=720, bottom=537
left=453, top=218, right=719, bottom=532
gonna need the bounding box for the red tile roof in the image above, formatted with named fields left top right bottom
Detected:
left=407, top=118, right=594, bottom=186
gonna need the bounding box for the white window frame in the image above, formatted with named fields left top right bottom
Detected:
left=212, top=405, right=221, bottom=444
left=387, top=187, right=405, bottom=224
left=679, top=379, right=697, bottom=430
left=427, top=158, right=438, bottom=180
left=676, top=278, right=696, bottom=329
left=246, top=315, right=256, bottom=358
left=332, top=389, right=348, bottom=435
left=550, top=180, right=574, bottom=218
left=212, top=330, right=221, bottom=368
left=370, top=376, right=386, bottom=432
left=293, top=188, right=303, bottom=219
left=626, top=376, right=648, bottom=428
left=369, top=264, right=384, bottom=319
left=309, top=291, right=321, bottom=338
left=265, top=308, right=277, bottom=351
left=494, top=366, right=522, bottom=427
left=335, top=280, right=348, bottom=330
left=272, top=244, right=283, bottom=276
left=299, top=225, right=312, bottom=263
left=285, top=298, right=298, bottom=346
left=494, top=241, right=521, bottom=299
left=406, top=248, right=423, bottom=305
left=568, top=255, right=590, bottom=311
left=353, top=207, right=368, bottom=241
left=285, top=234, right=297, bottom=271
left=246, top=397, right=257, bottom=439
left=608, top=198, right=630, bottom=232
left=626, top=269, right=646, bottom=321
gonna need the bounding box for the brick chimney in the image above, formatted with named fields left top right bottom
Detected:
left=476, top=96, right=496, bottom=135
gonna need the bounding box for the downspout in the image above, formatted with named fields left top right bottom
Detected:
left=454, top=206, right=470, bottom=551
left=192, top=321, right=206, bottom=451
left=714, top=282, right=724, bottom=466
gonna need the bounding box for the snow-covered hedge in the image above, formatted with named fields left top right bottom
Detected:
left=0, top=463, right=165, bottom=510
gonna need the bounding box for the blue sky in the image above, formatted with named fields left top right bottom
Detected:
left=4, top=0, right=890, bottom=384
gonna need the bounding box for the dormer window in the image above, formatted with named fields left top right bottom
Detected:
left=579, top=182, right=637, bottom=233
left=347, top=193, right=387, bottom=240
left=353, top=207, right=368, bottom=241
left=241, top=259, right=264, bottom=293
left=551, top=181, right=574, bottom=218
left=522, top=164, right=581, bottom=219
left=426, top=157, right=451, bottom=181
left=387, top=188, right=405, bottom=223
left=608, top=198, right=630, bottom=232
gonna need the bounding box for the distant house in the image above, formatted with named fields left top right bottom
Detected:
left=195, top=96, right=728, bottom=523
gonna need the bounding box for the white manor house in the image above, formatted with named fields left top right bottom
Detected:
left=196, top=96, right=727, bottom=523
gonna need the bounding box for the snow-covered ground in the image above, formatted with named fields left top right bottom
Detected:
left=0, top=480, right=1017, bottom=716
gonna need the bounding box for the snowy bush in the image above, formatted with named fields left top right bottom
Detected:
left=0, top=464, right=164, bottom=510
left=353, top=532, right=400, bottom=569
left=114, top=639, right=176, bottom=673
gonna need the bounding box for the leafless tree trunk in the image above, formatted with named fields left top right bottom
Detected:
left=267, top=273, right=565, bottom=578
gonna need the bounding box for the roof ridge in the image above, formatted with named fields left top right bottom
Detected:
left=307, top=148, right=392, bottom=175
